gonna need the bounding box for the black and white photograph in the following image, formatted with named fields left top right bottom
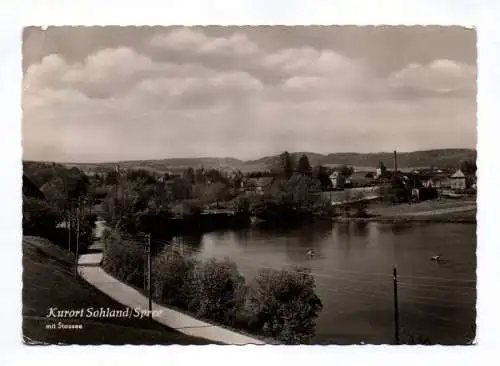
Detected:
left=21, top=25, right=477, bottom=346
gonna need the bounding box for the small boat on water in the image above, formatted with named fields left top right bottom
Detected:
left=431, top=255, right=441, bottom=262
left=306, top=249, right=316, bottom=258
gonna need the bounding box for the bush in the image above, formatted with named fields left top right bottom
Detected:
left=151, top=248, right=199, bottom=309
left=102, top=231, right=324, bottom=343
left=189, top=258, right=246, bottom=326
left=102, top=231, right=145, bottom=289
left=242, top=267, right=323, bottom=344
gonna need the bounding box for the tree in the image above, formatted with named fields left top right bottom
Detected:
left=126, top=169, right=157, bottom=185
left=205, top=169, right=227, bottom=184
left=460, top=160, right=477, bottom=174
left=244, top=267, right=323, bottom=344
left=316, top=165, right=332, bottom=191
left=170, top=178, right=192, bottom=201
left=195, top=168, right=205, bottom=183
left=184, top=167, right=196, bottom=184
left=189, top=258, right=246, bottom=325
left=105, top=170, right=120, bottom=185
left=280, top=151, right=295, bottom=179
left=297, top=155, right=312, bottom=176
left=339, top=165, right=354, bottom=177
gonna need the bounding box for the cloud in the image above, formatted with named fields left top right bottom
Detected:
left=388, top=59, right=476, bottom=94
left=149, top=27, right=259, bottom=56
left=22, top=27, right=476, bottom=162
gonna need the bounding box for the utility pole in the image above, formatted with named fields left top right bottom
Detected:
left=74, top=199, right=81, bottom=278
left=146, top=233, right=152, bottom=321
left=67, top=201, right=72, bottom=253
left=393, top=267, right=400, bottom=345
left=143, top=233, right=148, bottom=291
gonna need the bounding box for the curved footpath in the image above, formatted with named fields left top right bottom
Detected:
left=78, top=222, right=265, bottom=345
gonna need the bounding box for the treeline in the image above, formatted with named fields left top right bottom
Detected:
left=23, top=162, right=97, bottom=253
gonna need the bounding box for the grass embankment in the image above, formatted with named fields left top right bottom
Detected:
left=334, top=199, right=476, bottom=223
left=22, top=236, right=213, bottom=345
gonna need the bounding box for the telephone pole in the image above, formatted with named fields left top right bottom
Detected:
left=74, top=199, right=81, bottom=278
left=143, top=233, right=148, bottom=291
left=67, top=202, right=72, bottom=253
left=146, top=233, right=152, bottom=320
left=393, top=267, right=400, bottom=345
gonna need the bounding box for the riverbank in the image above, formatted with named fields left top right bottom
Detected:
left=333, top=199, right=476, bottom=224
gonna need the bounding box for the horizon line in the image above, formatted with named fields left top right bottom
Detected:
left=23, top=147, right=476, bottom=165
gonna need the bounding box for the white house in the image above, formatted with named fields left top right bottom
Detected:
left=329, top=171, right=345, bottom=190
left=450, top=169, right=466, bottom=190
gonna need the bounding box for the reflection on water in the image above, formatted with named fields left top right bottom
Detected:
left=175, top=222, right=476, bottom=344
left=352, top=222, right=369, bottom=236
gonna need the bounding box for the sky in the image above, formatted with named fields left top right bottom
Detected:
left=22, top=26, right=477, bottom=163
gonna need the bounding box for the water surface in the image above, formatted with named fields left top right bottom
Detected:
left=178, top=221, right=476, bottom=344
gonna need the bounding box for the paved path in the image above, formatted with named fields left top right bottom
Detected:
left=78, top=244, right=265, bottom=345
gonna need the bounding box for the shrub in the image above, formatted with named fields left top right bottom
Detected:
left=151, top=248, right=199, bottom=309
left=189, top=258, right=246, bottom=326
left=102, top=231, right=145, bottom=289
left=243, top=267, right=323, bottom=344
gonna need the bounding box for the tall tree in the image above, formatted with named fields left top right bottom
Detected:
left=460, top=160, right=477, bottom=174
left=316, top=165, right=332, bottom=191
left=378, top=161, right=387, bottom=174
left=195, top=168, right=205, bottom=183
left=280, top=151, right=295, bottom=179
left=184, top=167, right=196, bottom=184
left=297, top=155, right=312, bottom=176
left=339, top=165, right=354, bottom=177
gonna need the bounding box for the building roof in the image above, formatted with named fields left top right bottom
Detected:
left=430, top=174, right=451, bottom=182
left=451, top=169, right=466, bottom=178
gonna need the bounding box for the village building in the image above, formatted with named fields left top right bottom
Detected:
left=423, top=174, right=452, bottom=190
left=244, top=177, right=274, bottom=194
left=450, top=169, right=467, bottom=191
left=329, top=171, right=345, bottom=190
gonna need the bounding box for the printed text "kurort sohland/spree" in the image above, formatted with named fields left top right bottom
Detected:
left=46, top=307, right=163, bottom=319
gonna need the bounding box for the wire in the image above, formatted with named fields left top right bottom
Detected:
left=111, top=234, right=475, bottom=301
left=102, top=231, right=476, bottom=306
left=398, top=281, right=475, bottom=291
left=398, top=274, right=476, bottom=284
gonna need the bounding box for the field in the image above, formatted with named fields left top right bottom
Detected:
left=22, top=237, right=212, bottom=345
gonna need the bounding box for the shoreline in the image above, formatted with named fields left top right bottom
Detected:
left=332, top=214, right=476, bottom=224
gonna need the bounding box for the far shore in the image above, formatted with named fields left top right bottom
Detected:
left=333, top=198, right=476, bottom=224
left=332, top=214, right=476, bottom=224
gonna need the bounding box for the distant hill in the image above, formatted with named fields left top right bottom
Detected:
left=56, top=149, right=476, bottom=174
left=241, top=149, right=476, bottom=172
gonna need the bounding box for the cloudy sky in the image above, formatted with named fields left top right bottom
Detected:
left=22, top=26, right=476, bottom=163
